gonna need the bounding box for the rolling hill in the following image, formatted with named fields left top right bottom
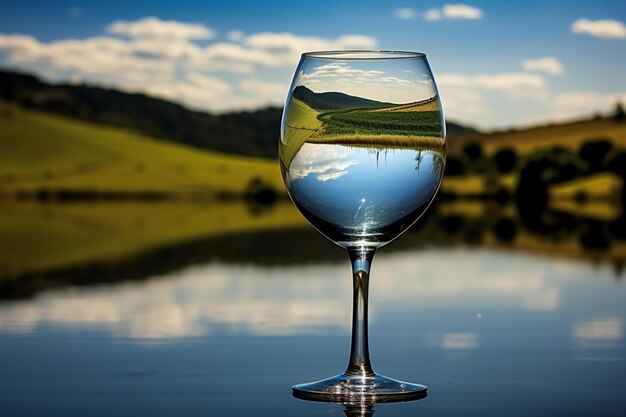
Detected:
left=0, top=70, right=477, bottom=159
left=292, top=85, right=395, bottom=110
left=0, top=69, right=281, bottom=159
left=448, top=116, right=626, bottom=154
left=0, top=101, right=283, bottom=198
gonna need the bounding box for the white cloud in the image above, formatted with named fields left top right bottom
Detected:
left=443, top=4, right=483, bottom=19
left=438, top=72, right=546, bottom=99
left=289, top=143, right=358, bottom=182
left=424, top=9, right=442, bottom=21
left=436, top=71, right=548, bottom=126
left=227, top=30, right=245, bottom=42
left=106, top=16, right=216, bottom=40
left=393, top=8, right=417, bottom=19
left=522, top=57, right=564, bottom=75
left=297, top=62, right=436, bottom=104
left=553, top=91, right=626, bottom=118
left=143, top=73, right=233, bottom=110
left=238, top=79, right=287, bottom=99
left=245, top=32, right=376, bottom=53
left=571, top=18, right=626, bottom=39
left=425, top=4, right=483, bottom=21
left=197, top=42, right=277, bottom=72
left=0, top=20, right=379, bottom=114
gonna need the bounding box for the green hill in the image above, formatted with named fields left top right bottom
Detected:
left=0, top=70, right=476, bottom=160
left=0, top=69, right=282, bottom=159
left=292, top=85, right=395, bottom=110
left=0, top=101, right=283, bottom=198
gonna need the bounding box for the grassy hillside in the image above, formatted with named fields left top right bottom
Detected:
left=280, top=97, right=446, bottom=168
left=281, top=98, right=323, bottom=167
left=0, top=70, right=281, bottom=158
left=292, top=85, right=394, bottom=110
left=450, top=117, right=626, bottom=154
left=0, top=101, right=283, bottom=197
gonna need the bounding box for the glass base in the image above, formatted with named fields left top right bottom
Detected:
left=292, top=372, right=427, bottom=403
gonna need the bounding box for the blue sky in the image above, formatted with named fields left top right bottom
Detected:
left=1, top=0, right=625, bottom=129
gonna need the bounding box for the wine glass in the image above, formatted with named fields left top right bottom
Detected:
left=280, top=50, right=446, bottom=402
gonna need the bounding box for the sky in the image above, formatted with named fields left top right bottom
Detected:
left=0, top=0, right=625, bottom=129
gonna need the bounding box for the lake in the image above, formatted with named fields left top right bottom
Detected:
left=0, top=200, right=624, bottom=416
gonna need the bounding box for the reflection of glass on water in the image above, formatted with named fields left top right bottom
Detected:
left=283, top=143, right=445, bottom=248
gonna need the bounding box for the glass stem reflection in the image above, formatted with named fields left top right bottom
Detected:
left=346, top=247, right=376, bottom=377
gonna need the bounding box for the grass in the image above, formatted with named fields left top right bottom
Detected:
left=368, top=96, right=440, bottom=113
left=440, top=175, right=485, bottom=195
left=550, top=172, right=623, bottom=200
left=280, top=97, right=445, bottom=168
left=453, top=117, right=626, bottom=155
left=550, top=200, right=622, bottom=222
left=304, top=134, right=446, bottom=155
left=0, top=200, right=306, bottom=280
left=317, top=109, right=443, bottom=137
left=280, top=98, right=323, bottom=168
left=0, top=101, right=283, bottom=196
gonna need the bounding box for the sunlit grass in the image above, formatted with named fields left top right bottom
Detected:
left=479, top=118, right=626, bottom=154
left=0, top=101, right=283, bottom=195
left=368, top=96, right=440, bottom=113
left=440, top=175, right=485, bottom=195
left=280, top=98, right=323, bottom=168
left=550, top=172, right=622, bottom=200
left=280, top=98, right=445, bottom=167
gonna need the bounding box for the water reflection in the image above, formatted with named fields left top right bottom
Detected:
left=0, top=249, right=624, bottom=347
left=1, top=241, right=625, bottom=415
left=2, top=199, right=625, bottom=302
left=572, top=317, right=623, bottom=349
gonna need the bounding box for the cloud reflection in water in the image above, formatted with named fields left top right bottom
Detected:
left=0, top=249, right=622, bottom=346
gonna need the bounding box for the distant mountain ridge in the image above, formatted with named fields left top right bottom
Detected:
left=0, top=69, right=477, bottom=158
left=293, top=85, right=395, bottom=110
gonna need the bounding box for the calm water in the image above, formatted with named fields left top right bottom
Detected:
left=283, top=143, right=444, bottom=248
left=1, top=240, right=625, bottom=415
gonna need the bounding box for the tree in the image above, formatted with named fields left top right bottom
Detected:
left=607, top=151, right=626, bottom=178
left=494, top=148, right=517, bottom=174
left=578, top=138, right=613, bottom=173
left=444, top=155, right=465, bottom=176
left=463, top=141, right=483, bottom=162
left=615, top=102, right=625, bottom=123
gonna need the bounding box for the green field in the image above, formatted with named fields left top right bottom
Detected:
left=280, top=98, right=323, bottom=168
left=0, top=101, right=283, bottom=196
left=280, top=97, right=445, bottom=168
left=318, top=109, right=443, bottom=137
left=449, top=117, right=626, bottom=155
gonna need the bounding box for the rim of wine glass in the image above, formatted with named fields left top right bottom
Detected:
left=302, top=50, right=426, bottom=60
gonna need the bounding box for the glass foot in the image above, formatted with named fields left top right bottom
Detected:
left=292, top=373, right=427, bottom=403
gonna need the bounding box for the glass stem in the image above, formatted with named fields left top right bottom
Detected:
left=346, top=247, right=376, bottom=377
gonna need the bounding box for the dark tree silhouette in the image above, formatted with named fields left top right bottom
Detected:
left=494, top=148, right=517, bottom=174
left=578, top=138, right=613, bottom=174
left=607, top=151, right=626, bottom=178
left=463, top=141, right=483, bottom=162
left=614, top=102, right=625, bottom=123
left=444, top=156, right=465, bottom=176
